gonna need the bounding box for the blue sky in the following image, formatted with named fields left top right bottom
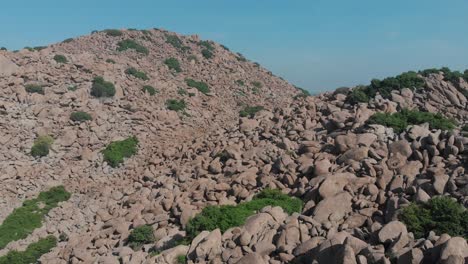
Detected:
left=1, top=0, right=468, bottom=92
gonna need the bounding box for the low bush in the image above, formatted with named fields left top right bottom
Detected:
left=166, top=34, right=184, bottom=49
left=201, top=49, right=213, bottom=59
left=70, top=111, right=92, bottom=122
left=53, top=54, right=68, bottom=63
left=106, top=59, right=116, bottom=64
left=117, top=39, right=149, bottom=55
left=368, top=109, right=456, bottom=133
left=399, top=196, right=468, bottom=239
left=67, top=85, right=78, bottom=91
left=186, top=189, right=302, bottom=240
left=0, top=186, right=70, bottom=249
left=90, top=77, right=116, bottom=97
left=176, top=255, right=187, bottom=264
left=142, top=85, right=157, bottom=95
left=236, top=80, right=245, bottom=86
left=31, top=135, right=53, bottom=157
left=239, top=105, right=264, bottom=118
left=294, top=87, right=311, bottom=99
left=166, top=99, right=186, bottom=111
left=0, top=47, right=7, bottom=51
left=251, top=81, right=263, bottom=89
left=125, top=67, right=149, bottom=80
left=128, top=225, right=155, bottom=249
left=104, top=29, right=123, bottom=37
left=62, top=38, right=74, bottom=43
left=185, top=79, right=210, bottom=94
left=164, top=58, right=182, bottom=73
left=102, top=136, right=138, bottom=168
left=25, top=84, right=44, bottom=95
left=199, top=40, right=215, bottom=51
left=347, top=71, right=425, bottom=102
left=0, top=236, right=57, bottom=264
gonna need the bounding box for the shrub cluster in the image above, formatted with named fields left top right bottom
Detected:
left=166, top=99, right=186, bottom=111
left=70, top=111, right=92, bottom=122
left=165, top=34, right=189, bottom=51
left=239, top=105, right=264, bottom=118
left=102, top=136, right=139, bottom=168
left=117, top=39, right=149, bottom=55
left=201, top=49, right=213, bottom=59
left=25, top=84, right=44, bottom=95
left=294, top=87, right=311, bottom=99
left=91, top=77, right=116, bottom=98
left=104, top=29, right=123, bottom=37
left=53, top=54, right=68, bottom=63
left=0, top=186, right=70, bottom=249
left=368, top=109, right=456, bottom=133
left=185, top=79, right=210, bottom=94
left=127, top=225, right=155, bottom=249
left=186, top=189, right=302, bottom=240
left=142, top=85, right=157, bottom=96
left=164, top=58, right=182, bottom=72
left=347, top=71, right=425, bottom=103
left=420, top=67, right=468, bottom=84
left=0, top=236, right=57, bottom=264
left=236, top=80, right=245, bottom=86
left=31, top=135, right=54, bottom=157
left=399, top=196, right=468, bottom=239
left=125, top=67, right=149, bottom=80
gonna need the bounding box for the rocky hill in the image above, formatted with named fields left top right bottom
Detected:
left=0, top=29, right=467, bottom=264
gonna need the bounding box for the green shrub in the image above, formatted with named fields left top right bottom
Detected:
left=347, top=86, right=370, bottom=103
left=166, top=34, right=184, bottom=49
left=25, top=84, right=44, bottom=95
left=0, top=236, right=57, bottom=264
left=91, top=76, right=116, bottom=97
left=201, top=49, right=213, bottom=59
left=251, top=81, right=263, bottom=89
left=176, top=255, right=187, bottom=264
left=236, top=80, right=245, bottom=86
left=142, top=85, right=157, bottom=95
left=31, top=135, right=53, bottom=157
left=62, top=38, right=74, bottom=43
left=220, top=44, right=229, bottom=51
left=67, top=85, right=78, bottom=91
left=0, top=186, right=70, bottom=249
left=239, top=105, right=264, bottom=118
left=106, top=59, right=116, bottom=64
left=164, top=58, right=182, bottom=72
left=166, top=99, right=186, bottom=111
left=294, top=87, right=311, bottom=99
left=102, top=136, right=138, bottom=168
left=53, top=54, right=68, bottom=63
left=185, top=79, right=210, bottom=94
left=236, top=53, right=247, bottom=62
left=128, top=225, right=155, bottom=249
left=199, top=40, right=215, bottom=51
left=0, top=47, right=7, bottom=51
left=117, top=39, right=149, bottom=55
left=70, top=111, right=92, bottom=122
left=399, top=197, right=468, bottom=239
left=125, top=67, right=149, bottom=80
left=104, top=29, right=123, bottom=37
left=368, top=109, right=457, bottom=133
left=462, top=125, right=468, bottom=132
left=186, top=189, right=302, bottom=240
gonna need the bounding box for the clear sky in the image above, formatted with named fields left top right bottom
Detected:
left=1, top=0, right=468, bottom=92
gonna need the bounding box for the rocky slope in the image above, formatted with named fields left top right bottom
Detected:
left=0, top=29, right=467, bottom=264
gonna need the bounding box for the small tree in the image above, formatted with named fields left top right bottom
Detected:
left=164, top=58, right=182, bottom=72
left=90, top=77, right=116, bottom=98
left=53, top=55, right=68, bottom=63
left=31, top=136, right=54, bottom=158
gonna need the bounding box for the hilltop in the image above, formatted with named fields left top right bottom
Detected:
left=0, top=29, right=467, bottom=264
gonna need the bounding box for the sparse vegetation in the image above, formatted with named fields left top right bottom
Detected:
left=104, top=29, right=123, bottom=37
left=294, top=87, right=311, bottom=99
left=70, top=111, right=92, bottom=122
left=251, top=81, right=263, bottom=89
left=67, top=85, right=78, bottom=91
left=90, top=76, right=116, bottom=98
left=0, top=47, right=7, bottom=51
left=236, top=80, right=245, bottom=86
left=125, top=67, right=149, bottom=80
left=199, top=40, right=215, bottom=51
left=201, top=49, right=213, bottom=59
left=166, top=99, right=186, bottom=111
left=53, top=54, right=68, bottom=63
left=0, top=236, right=57, bottom=264
left=187, top=55, right=198, bottom=62
left=0, top=186, right=70, bottom=249
left=102, top=136, right=139, bottom=168
left=117, top=39, right=149, bottom=55
left=176, top=255, right=187, bottom=264
left=164, top=58, right=182, bottom=72
left=166, top=34, right=189, bottom=51
left=399, top=197, right=468, bottom=239
left=186, top=189, right=302, bottom=240
left=25, top=84, right=44, bottom=95
left=347, top=71, right=425, bottom=102
left=239, top=105, right=264, bottom=118
left=106, top=59, right=116, bottom=64
left=368, top=109, right=456, bottom=133
left=142, top=85, right=157, bottom=95
left=62, top=38, right=74, bottom=43
left=31, top=135, right=54, bottom=157
left=185, top=79, right=210, bottom=94
left=127, top=225, right=155, bottom=249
